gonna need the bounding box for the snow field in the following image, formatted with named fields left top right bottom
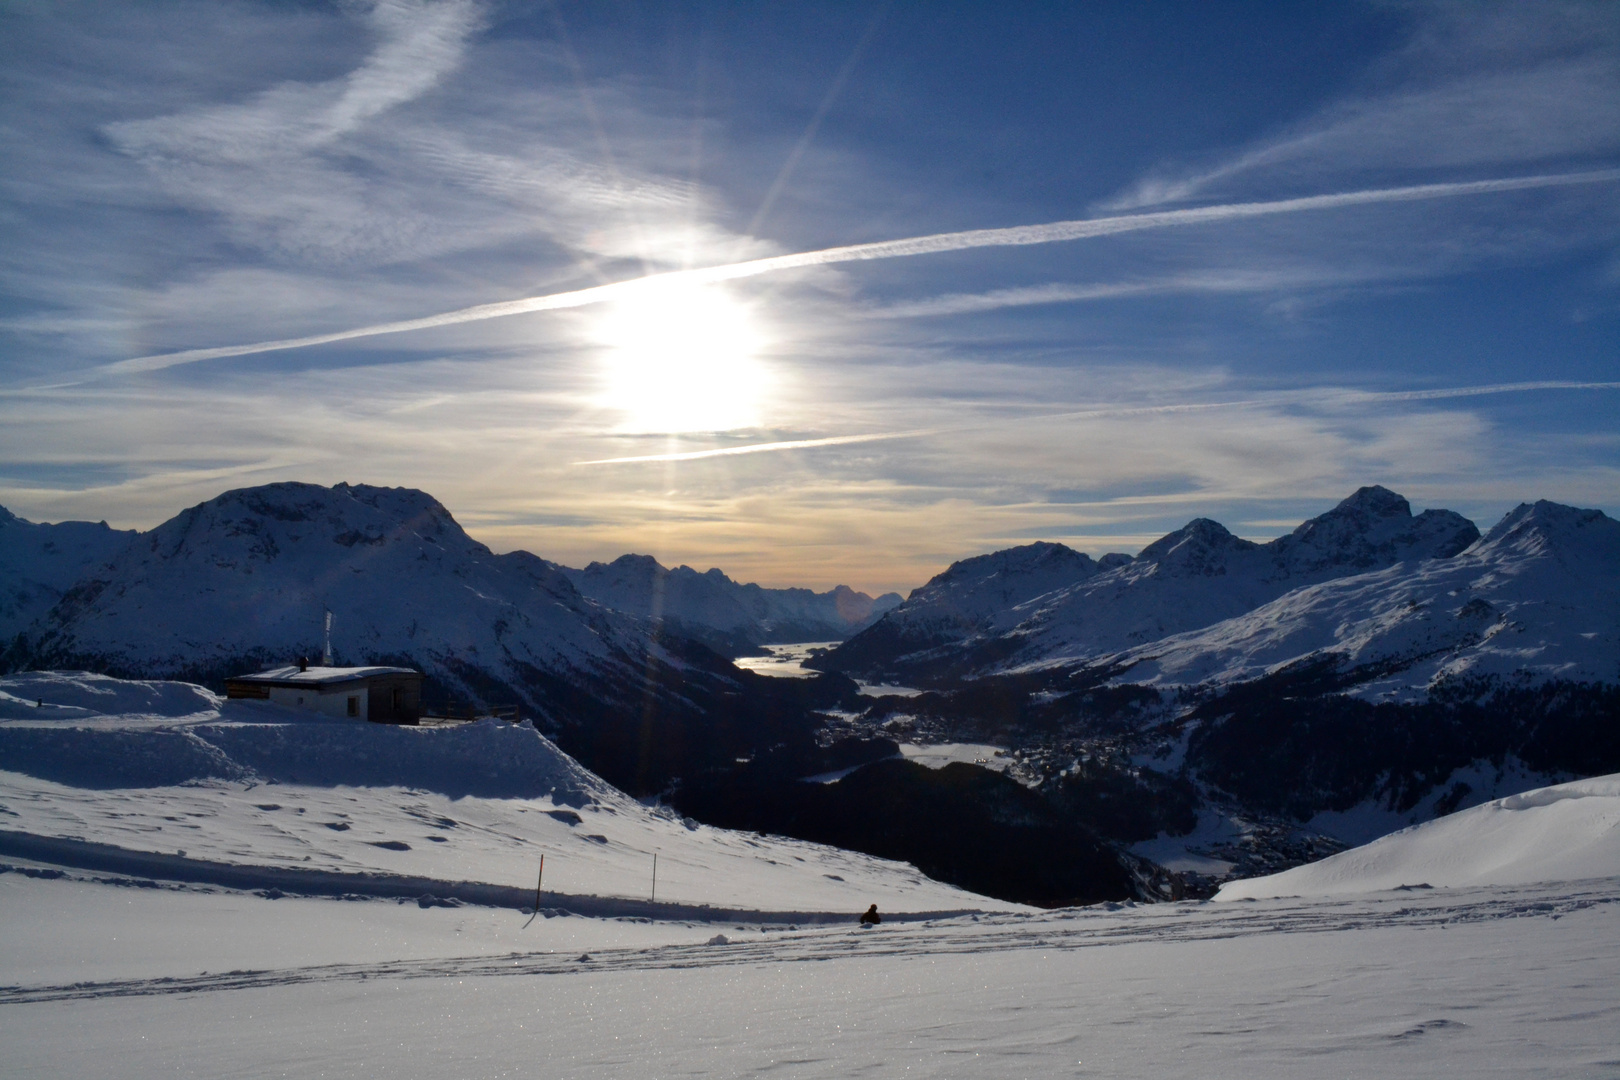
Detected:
left=2, top=874, right=1617, bottom=1079
left=0, top=769, right=994, bottom=913
left=0, top=868, right=758, bottom=986
left=1217, top=773, right=1620, bottom=900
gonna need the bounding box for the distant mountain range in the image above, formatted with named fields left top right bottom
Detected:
left=2, top=480, right=1615, bottom=902
left=814, top=486, right=1484, bottom=687
left=555, top=554, right=899, bottom=657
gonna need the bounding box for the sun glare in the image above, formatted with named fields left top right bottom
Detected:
left=593, top=283, right=771, bottom=433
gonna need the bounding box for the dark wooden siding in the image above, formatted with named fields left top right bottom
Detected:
left=367, top=673, right=423, bottom=724
left=223, top=680, right=270, bottom=699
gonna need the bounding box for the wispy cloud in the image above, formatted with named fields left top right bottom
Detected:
left=864, top=269, right=1355, bottom=319
left=569, top=381, right=1620, bottom=468
left=100, top=1, right=489, bottom=265
left=95, top=168, right=1620, bottom=377
left=573, top=430, right=932, bottom=466
left=1106, top=4, right=1620, bottom=209
left=107, top=0, right=484, bottom=161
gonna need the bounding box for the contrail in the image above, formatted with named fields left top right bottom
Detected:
left=570, top=380, right=1620, bottom=466
left=573, top=430, right=932, bottom=466
left=865, top=270, right=1338, bottom=319
left=1343, top=380, right=1620, bottom=403
left=102, top=168, right=1620, bottom=377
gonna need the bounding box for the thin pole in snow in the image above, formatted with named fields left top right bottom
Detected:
left=521, top=854, right=545, bottom=929
left=651, top=853, right=657, bottom=903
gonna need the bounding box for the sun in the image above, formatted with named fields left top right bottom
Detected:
left=592, top=282, right=771, bottom=433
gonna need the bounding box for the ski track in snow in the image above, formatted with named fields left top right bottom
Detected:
left=4, top=874, right=1613, bottom=1006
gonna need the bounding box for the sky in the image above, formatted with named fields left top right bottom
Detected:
left=1, top=0, right=1617, bottom=594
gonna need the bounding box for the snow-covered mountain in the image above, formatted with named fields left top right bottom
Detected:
left=0, top=507, right=135, bottom=642
left=0, top=483, right=847, bottom=797
left=812, top=541, right=1130, bottom=676
left=818, top=486, right=1479, bottom=683
left=11, top=482, right=626, bottom=683
left=557, top=554, right=900, bottom=656
left=802, top=491, right=1617, bottom=880
left=1109, top=500, right=1620, bottom=696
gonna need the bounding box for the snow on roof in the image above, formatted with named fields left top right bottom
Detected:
left=229, top=665, right=419, bottom=687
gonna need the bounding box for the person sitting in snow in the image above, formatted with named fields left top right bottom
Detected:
left=860, top=904, right=881, bottom=926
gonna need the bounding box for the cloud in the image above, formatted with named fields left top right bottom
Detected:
left=573, top=430, right=933, bottom=466
left=567, top=380, right=1619, bottom=468
left=95, top=168, right=1619, bottom=377
left=863, top=269, right=1357, bottom=319
left=87, top=0, right=740, bottom=276
left=5, top=343, right=1616, bottom=591
left=107, top=0, right=484, bottom=162
left=1106, top=3, right=1620, bottom=209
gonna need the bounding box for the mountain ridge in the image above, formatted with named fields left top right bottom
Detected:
left=813, top=485, right=1482, bottom=684
left=557, top=552, right=900, bottom=656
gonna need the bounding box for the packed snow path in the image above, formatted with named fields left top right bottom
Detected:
left=2, top=874, right=1614, bottom=1006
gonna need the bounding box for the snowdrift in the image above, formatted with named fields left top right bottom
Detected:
left=1215, top=773, right=1620, bottom=900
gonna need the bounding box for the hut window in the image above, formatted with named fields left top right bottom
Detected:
left=347, top=696, right=359, bottom=717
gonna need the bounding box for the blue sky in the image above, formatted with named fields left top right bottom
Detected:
left=1, top=0, right=1616, bottom=592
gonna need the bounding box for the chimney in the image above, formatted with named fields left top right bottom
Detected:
left=298, top=656, right=308, bottom=672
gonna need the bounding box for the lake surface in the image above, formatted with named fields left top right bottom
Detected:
left=734, top=643, right=922, bottom=698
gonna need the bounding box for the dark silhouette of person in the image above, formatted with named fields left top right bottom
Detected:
left=860, top=904, right=881, bottom=926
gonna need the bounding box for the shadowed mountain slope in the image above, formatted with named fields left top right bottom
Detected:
left=815, top=486, right=1479, bottom=684
left=558, top=553, right=900, bottom=656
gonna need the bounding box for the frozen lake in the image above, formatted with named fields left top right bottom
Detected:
left=734, top=642, right=923, bottom=697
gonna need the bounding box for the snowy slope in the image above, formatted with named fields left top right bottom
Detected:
left=0, top=507, right=135, bottom=642
left=821, top=486, right=1477, bottom=681
left=1112, top=500, right=1620, bottom=694
left=816, top=541, right=1125, bottom=676
left=559, top=553, right=900, bottom=652
left=1216, top=772, right=1620, bottom=899
left=0, top=672, right=1006, bottom=915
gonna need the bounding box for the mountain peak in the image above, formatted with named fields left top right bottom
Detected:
left=1272, top=487, right=1478, bottom=578
left=152, top=481, right=480, bottom=565
left=1476, top=501, right=1620, bottom=563
left=1137, top=518, right=1255, bottom=576
left=601, top=553, right=664, bottom=573
left=1330, top=485, right=1411, bottom=519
